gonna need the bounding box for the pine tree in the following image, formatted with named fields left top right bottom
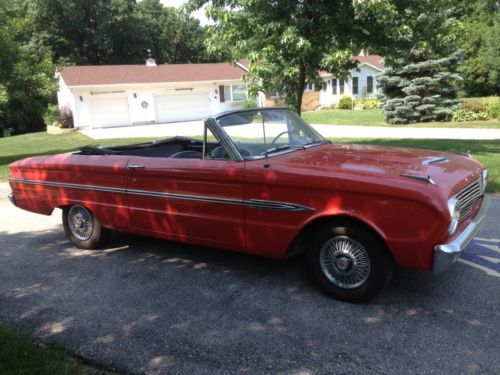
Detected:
left=378, top=52, right=463, bottom=124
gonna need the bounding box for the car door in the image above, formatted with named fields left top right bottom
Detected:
left=126, top=156, right=245, bottom=251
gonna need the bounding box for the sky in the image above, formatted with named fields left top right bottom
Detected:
left=160, top=0, right=211, bottom=26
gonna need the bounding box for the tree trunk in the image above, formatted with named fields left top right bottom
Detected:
left=296, top=65, right=306, bottom=115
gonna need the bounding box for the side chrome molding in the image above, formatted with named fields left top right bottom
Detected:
left=9, top=178, right=315, bottom=212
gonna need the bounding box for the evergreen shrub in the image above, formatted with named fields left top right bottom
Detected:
left=378, top=52, right=463, bottom=124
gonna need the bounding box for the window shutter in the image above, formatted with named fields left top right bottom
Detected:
left=219, top=85, right=225, bottom=103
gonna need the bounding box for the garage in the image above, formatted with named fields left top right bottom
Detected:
left=155, top=93, right=211, bottom=123
left=91, top=97, right=130, bottom=128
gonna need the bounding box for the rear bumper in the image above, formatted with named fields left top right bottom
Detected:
left=433, top=195, right=491, bottom=274
left=8, top=192, right=16, bottom=207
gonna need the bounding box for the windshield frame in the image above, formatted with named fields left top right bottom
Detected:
left=208, top=107, right=328, bottom=162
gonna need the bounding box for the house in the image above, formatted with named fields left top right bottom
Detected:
left=319, top=55, right=384, bottom=108
left=56, top=54, right=385, bottom=129
left=56, top=57, right=251, bottom=129
left=264, top=54, right=385, bottom=111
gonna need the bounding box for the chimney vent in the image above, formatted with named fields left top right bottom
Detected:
left=145, top=49, right=157, bottom=66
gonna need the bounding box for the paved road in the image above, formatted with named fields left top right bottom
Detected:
left=0, top=183, right=499, bottom=374
left=80, top=121, right=500, bottom=140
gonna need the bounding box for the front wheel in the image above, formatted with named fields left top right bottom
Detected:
left=62, top=205, right=110, bottom=249
left=307, top=223, right=393, bottom=302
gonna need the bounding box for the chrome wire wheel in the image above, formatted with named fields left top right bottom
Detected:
left=68, top=206, right=94, bottom=241
left=319, top=236, right=371, bottom=289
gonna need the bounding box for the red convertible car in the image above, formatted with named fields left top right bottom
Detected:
left=8, top=108, right=490, bottom=301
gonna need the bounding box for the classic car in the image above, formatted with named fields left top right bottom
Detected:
left=8, top=108, right=490, bottom=302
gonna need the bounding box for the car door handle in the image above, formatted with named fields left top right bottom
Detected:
left=128, top=164, right=145, bottom=170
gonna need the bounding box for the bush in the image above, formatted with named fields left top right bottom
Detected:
left=43, top=104, right=60, bottom=126
left=58, top=106, right=74, bottom=128
left=458, top=100, right=486, bottom=113
left=354, top=98, right=381, bottom=110
left=242, top=97, right=259, bottom=109
left=336, top=95, right=353, bottom=109
left=484, top=97, right=500, bottom=120
left=453, top=109, right=489, bottom=122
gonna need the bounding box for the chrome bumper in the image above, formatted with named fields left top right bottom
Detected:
left=433, top=195, right=491, bottom=274
left=8, top=192, right=16, bottom=207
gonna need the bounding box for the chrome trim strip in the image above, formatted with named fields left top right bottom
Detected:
left=9, top=178, right=314, bottom=212
left=9, top=178, right=126, bottom=194
left=400, top=174, right=436, bottom=185
left=433, top=195, right=491, bottom=274
left=423, top=157, right=448, bottom=166
left=248, top=199, right=315, bottom=212
left=127, top=188, right=245, bottom=207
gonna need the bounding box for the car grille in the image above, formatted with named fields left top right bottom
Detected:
left=456, top=178, right=482, bottom=223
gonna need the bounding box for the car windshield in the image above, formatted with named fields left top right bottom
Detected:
left=215, top=108, right=327, bottom=159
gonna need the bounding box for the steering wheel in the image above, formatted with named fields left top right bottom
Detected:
left=270, top=131, right=291, bottom=145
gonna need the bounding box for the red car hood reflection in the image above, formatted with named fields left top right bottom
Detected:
left=274, top=143, right=483, bottom=193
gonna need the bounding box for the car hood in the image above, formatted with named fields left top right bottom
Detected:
left=275, top=143, right=483, bottom=194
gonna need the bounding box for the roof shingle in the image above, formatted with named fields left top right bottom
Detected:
left=59, top=63, right=247, bottom=87
left=352, top=55, right=385, bottom=70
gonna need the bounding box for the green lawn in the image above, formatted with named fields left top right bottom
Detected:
left=302, top=108, right=500, bottom=128
left=1, top=132, right=498, bottom=192
left=0, top=326, right=82, bottom=375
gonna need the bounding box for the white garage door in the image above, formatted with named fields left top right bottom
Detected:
left=91, top=97, right=130, bottom=128
left=155, top=93, right=210, bottom=123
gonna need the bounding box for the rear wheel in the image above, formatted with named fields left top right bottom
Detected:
left=307, top=223, right=393, bottom=302
left=62, top=205, right=110, bottom=249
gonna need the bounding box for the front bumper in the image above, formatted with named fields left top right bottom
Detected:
left=8, top=192, right=16, bottom=207
left=433, top=195, right=491, bottom=274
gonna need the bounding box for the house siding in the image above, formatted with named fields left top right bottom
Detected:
left=60, top=79, right=249, bottom=128
left=319, top=65, right=382, bottom=108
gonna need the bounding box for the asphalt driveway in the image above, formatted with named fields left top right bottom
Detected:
left=0, top=183, right=499, bottom=374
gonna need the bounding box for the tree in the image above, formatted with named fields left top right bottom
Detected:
left=367, top=0, right=464, bottom=124
left=458, top=0, right=500, bottom=96
left=136, top=0, right=213, bottom=64
left=187, top=0, right=465, bottom=115
left=0, top=1, right=57, bottom=136
left=29, top=0, right=216, bottom=65
left=378, top=52, right=463, bottom=124
left=187, top=0, right=400, bottom=114
left=29, top=0, right=147, bottom=65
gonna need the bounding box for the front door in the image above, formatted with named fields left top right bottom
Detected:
left=126, top=157, right=245, bottom=251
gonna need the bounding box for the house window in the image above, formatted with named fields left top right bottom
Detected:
left=367, top=76, right=373, bottom=94
left=332, top=79, right=337, bottom=95
left=352, top=77, right=359, bottom=95
left=223, top=84, right=247, bottom=102
left=306, top=82, right=314, bottom=91
left=339, top=78, right=344, bottom=94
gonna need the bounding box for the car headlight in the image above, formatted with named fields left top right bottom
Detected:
left=480, top=169, right=488, bottom=194
left=447, top=197, right=461, bottom=235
